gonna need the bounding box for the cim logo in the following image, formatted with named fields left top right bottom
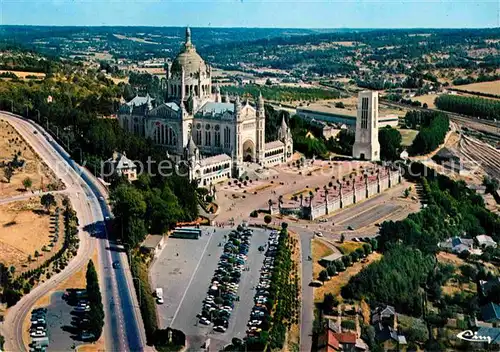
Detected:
left=456, top=330, right=492, bottom=344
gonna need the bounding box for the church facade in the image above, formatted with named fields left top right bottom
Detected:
left=117, top=27, right=293, bottom=186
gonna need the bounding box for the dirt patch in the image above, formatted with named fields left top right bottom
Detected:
left=313, top=252, right=383, bottom=303
left=436, top=251, right=466, bottom=266
left=0, top=197, right=63, bottom=272
left=312, top=239, right=335, bottom=277
left=0, top=70, right=45, bottom=79
left=0, top=119, right=63, bottom=198
left=413, top=94, right=438, bottom=108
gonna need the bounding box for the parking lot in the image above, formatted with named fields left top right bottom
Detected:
left=151, top=226, right=270, bottom=351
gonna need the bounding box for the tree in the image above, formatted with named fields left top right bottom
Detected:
left=22, top=177, right=32, bottom=190
left=327, top=264, right=337, bottom=277
left=264, top=215, right=272, bottom=226
left=40, top=193, right=56, bottom=213
left=378, top=126, right=402, bottom=161
left=319, top=269, right=329, bottom=282
left=322, top=293, right=338, bottom=313
left=3, top=166, right=13, bottom=183
left=86, top=260, right=104, bottom=340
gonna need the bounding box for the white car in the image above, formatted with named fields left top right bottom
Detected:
left=30, top=331, right=46, bottom=337
left=199, top=317, right=211, bottom=325
left=314, top=231, right=324, bottom=237
left=248, top=320, right=262, bottom=326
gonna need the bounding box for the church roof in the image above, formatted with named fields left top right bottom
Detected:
left=280, top=116, right=288, bottom=131
left=126, top=94, right=153, bottom=107
left=186, top=135, right=198, bottom=155
left=198, top=102, right=234, bottom=115
left=265, top=140, right=285, bottom=150
left=171, top=27, right=207, bottom=75
left=164, top=102, right=180, bottom=112
left=200, top=154, right=232, bottom=167
left=119, top=94, right=154, bottom=114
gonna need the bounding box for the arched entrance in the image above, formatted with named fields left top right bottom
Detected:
left=242, top=139, right=255, bottom=162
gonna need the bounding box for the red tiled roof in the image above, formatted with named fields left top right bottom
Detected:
left=327, top=330, right=340, bottom=349
left=333, top=332, right=357, bottom=344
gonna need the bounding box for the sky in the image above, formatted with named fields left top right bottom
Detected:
left=0, top=0, right=498, bottom=28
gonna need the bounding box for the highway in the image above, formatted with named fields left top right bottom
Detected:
left=1, top=113, right=147, bottom=352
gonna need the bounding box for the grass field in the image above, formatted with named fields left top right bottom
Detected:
left=399, top=128, right=419, bottom=147
left=453, top=80, right=500, bottom=95
left=0, top=197, right=62, bottom=271
left=312, top=238, right=335, bottom=277
left=0, top=119, right=63, bottom=198
left=336, top=241, right=364, bottom=255
left=413, top=94, right=437, bottom=108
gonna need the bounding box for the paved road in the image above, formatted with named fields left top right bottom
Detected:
left=0, top=190, right=70, bottom=205
left=0, top=113, right=147, bottom=352
left=291, top=227, right=314, bottom=352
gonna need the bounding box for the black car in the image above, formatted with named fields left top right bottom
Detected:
left=112, top=261, right=120, bottom=269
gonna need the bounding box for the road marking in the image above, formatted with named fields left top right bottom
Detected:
left=169, top=230, right=215, bottom=327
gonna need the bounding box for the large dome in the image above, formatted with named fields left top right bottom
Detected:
left=171, top=27, right=207, bottom=76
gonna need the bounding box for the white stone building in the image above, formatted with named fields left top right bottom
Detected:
left=117, top=28, right=293, bottom=186
left=352, top=91, right=380, bottom=161
left=106, top=151, right=138, bottom=182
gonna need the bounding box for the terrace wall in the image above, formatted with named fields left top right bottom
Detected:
left=292, top=170, right=402, bottom=220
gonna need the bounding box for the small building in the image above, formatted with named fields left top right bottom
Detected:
left=141, top=234, right=165, bottom=257
left=372, top=305, right=407, bottom=351
left=319, top=252, right=344, bottom=267
left=106, top=151, right=138, bottom=182
left=481, top=302, right=500, bottom=323
left=476, top=235, right=497, bottom=249
left=438, top=237, right=481, bottom=255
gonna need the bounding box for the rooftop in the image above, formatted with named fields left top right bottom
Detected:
left=141, top=234, right=164, bottom=249
left=265, top=140, right=285, bottom=150
left=200, top=154, right=232, bottom=167
left=198, top=102, right=234, bottom=115
left=481, top=302, right=500, bottom=323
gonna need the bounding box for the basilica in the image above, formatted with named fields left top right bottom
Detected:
left=117, top=27, right=293, bottom=186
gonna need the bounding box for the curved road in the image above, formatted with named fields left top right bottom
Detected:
left=1, top=113, right=147, bottom=352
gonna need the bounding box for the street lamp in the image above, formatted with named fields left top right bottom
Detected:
left=35, top=109, right=41, bottom=122
left=9, top=99, right=13, bottom=113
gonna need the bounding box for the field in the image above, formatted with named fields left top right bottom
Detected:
left=313, top=252, right=382, bottom=302
left=312, top=238, right=335, bottom=277
left=399, top=128, right=419, bottom=147
left=413, top=94, right=437, bottom=108
left=336, top=241, right=364, bottom=255
left=0, top=70, right=45, bottom=79
left=0, top=119, right=62, bottom=198
left=0, top=197, right=60, bottom=271
left=453, top=80, right=500, bottom=95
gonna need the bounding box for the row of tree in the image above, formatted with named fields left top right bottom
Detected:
left=85, top=260, right=105, bottom=340
left=435, top=94, right=500, bottom=120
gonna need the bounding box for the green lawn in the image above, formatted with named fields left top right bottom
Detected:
left=398, top=129, right=419, bottom=147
